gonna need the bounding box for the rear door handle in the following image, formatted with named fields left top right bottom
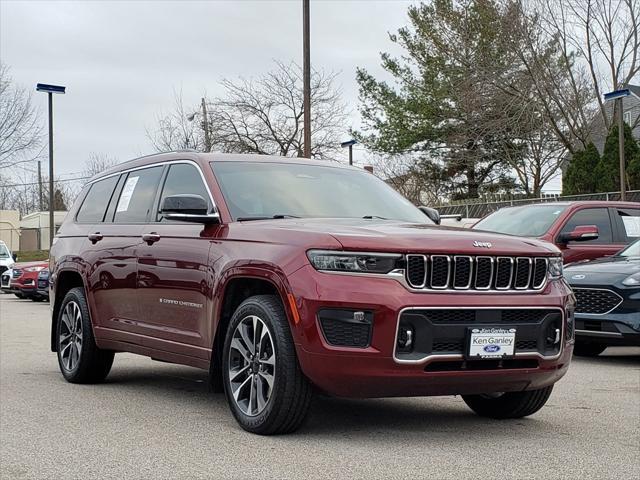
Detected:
left=88, top=232, right=103, bottom=244
left=142, top=232, right=160, bottom=245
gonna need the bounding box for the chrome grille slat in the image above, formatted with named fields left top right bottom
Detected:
left=405, top=254, right=548, bottom=292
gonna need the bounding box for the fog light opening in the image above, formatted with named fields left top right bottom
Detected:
left=397, top=324, right=415, bottom=352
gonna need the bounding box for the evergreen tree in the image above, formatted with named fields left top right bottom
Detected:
left=562, top=143, right=600, bottom=195
left=595, top=124, right=640, bottom=192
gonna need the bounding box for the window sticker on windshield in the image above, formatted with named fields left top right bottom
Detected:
left=553, top=210, right=562, bottom=215
left=622, top=216, right=640, bottom=237
left=116, top=176, right=139, bottom=212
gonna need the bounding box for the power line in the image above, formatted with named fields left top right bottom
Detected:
left=1, top=176, right=90, bottom=188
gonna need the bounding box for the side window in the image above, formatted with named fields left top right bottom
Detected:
left=113, top=166, right=163, bottom=224
left=560, top=208, right=613, bottom=244
left=156, top=163, right=211, bottom=221
left=615, top=208, right=640, bottom=242
left=76, top=175, right=119, bottom=223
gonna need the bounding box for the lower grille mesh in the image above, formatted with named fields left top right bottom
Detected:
left=574, top=288, right=622, bottom=314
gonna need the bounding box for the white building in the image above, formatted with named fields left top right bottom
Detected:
left=19, top=211, right=68, bottom=251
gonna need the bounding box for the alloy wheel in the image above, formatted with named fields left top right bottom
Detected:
left=59, top=300, right=83, bottom=371
left=228, top=315, right=276, bottom=416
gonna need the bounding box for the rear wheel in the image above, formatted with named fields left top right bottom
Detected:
left=573, top=342, right=607, bottom=357
left=463, top=386, right=553, bottom=419
left=222, top=294, right=312, bottom=435
left=56, top=287, right=114, bottom=383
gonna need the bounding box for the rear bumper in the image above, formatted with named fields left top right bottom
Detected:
left=288, top=265, right=574, bottom=398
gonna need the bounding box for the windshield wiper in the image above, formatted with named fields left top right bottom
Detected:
left=237, top=214, right=301, bottom=222
left=362, top=215, right=388, bottom=220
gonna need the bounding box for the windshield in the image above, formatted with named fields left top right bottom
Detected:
left=618, top=240, right=640, bottom=257
left=474, top=204, right=568, bottom=237
left=210, top=161, right=430, bottom=223
left=0, top=244, right=10, bottom=258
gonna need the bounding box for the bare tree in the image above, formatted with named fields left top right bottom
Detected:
left=0, top=63, right=43, bottom=170
left=529, top=0, right=640, bottom=132
left=149, top=61, right=348, bottom=159
left=83, top=152, right=118, bottom=178
left=147, top=90, right=203, bottom=152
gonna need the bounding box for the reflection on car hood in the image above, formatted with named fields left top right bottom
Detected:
left=565, top=256, right=640, bottom=275
left=234, top=218, right=560, bottom=256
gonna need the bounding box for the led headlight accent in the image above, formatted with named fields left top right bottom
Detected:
left=24, top=266, right=45, bottom=273
left=548, top=257, right=563, bottom=280
left=622, top=272, right=640, bottom=287
left=307, top=250, right=401, bottom=274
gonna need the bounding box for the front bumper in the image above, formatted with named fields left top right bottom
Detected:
left=572, top=285, right=640, bottom=347
left=288, top=265, right=573, bottom=398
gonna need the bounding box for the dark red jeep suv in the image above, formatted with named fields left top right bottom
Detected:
left=50, top=152, right=574, bottom=434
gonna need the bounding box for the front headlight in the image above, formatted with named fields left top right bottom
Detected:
left=622, top=272, right=640, bottom=287
left=307, top=250, right=401, bottom=274
left=25, top=266, right=45, bottom=273
left=548, top=257, right=563, bottom=280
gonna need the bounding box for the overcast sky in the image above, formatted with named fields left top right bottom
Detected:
left=1, top=0, right=414, bottom=178
left=1, top=0, right=562, bottom=193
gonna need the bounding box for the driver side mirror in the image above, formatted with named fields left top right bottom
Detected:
left=160, top=194, right=220, bottom=224
left=12, top=253, right=17, bottom=262
left=559, top=225, right=599, bottom=243
left=419, top=206, right=441, bottom=225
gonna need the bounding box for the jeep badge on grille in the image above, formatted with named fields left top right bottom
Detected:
left=473, top=241, right=492, bottom=248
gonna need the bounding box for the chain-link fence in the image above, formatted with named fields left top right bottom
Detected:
left=436, top=190, right=640, bottom=218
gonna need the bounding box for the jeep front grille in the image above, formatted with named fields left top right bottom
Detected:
left=405, top=255, right=548, bottom=291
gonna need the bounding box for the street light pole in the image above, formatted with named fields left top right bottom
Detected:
left=201, top=97, right=211, bottom=152
left=37, top=83, right=65, bottom=249
left=302, top=0, right=311, bottom=158
left=341, top=139, right=357, bottom=166
left=47, top=92, right=54, bottom=246
left=604, top=88, right=630, bottom=201
left=616, top=97, right=626, bottom=201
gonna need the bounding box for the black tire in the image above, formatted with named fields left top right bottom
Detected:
left=14, top=292, right=23, bottom=299
left=56, top=287, right=114, bottom=384
left=573, top=342, right=607, bottom=357
left=462, top=385, right=554, bottom=419
left=222, top=294, right=312, bottom=435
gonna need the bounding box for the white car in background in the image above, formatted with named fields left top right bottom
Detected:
left=0, top=241, right=16, bottom=292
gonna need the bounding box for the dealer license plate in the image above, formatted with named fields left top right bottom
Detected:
left=467, top=327, right=516, bottom=359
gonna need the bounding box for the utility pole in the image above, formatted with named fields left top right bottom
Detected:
left=604, top=88, right=630, bottom=201
left=616, top=98, right=626, bottom=201
left=302, top=0, right=311, bottom=158
left=37, top=160, right=43, bottom=211
left=201, top=97, right=212, bottom=152
left=36, top=83, right=65, bottom=249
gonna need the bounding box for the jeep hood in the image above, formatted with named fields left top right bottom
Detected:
left=240, top=218, right=559, bottom=256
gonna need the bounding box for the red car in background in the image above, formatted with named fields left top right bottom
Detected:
left=473, top=201, right=640, bottom=265
left=10, top=261, right=49, bottom=301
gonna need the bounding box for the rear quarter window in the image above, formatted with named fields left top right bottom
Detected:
left=75, top=175, right=119, bottom=223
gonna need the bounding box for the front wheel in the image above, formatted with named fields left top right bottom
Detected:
left=573, top=342, right=607, bottom=357
left=463, top=386, right=553, bottom=419
left=56, top=287, right=114, bottom=383
left=222, top=295, right=312, bottom=435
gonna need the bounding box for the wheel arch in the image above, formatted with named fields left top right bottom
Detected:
left=209, top=270, right=298, bottom=391
left=51, top=269, right=85, bottom=352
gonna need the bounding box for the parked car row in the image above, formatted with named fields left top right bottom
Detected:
left=1, top=260, right=50, bottom=301
left=473, top=202, right=640, bottom=356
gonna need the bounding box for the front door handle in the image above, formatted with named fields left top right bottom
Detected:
left=88, top=232, right=103, bottom=244
left=142, top=232, right=160, bottom=245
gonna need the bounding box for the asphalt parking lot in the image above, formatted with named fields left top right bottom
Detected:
left=0, top=293, right=638, bottom=480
